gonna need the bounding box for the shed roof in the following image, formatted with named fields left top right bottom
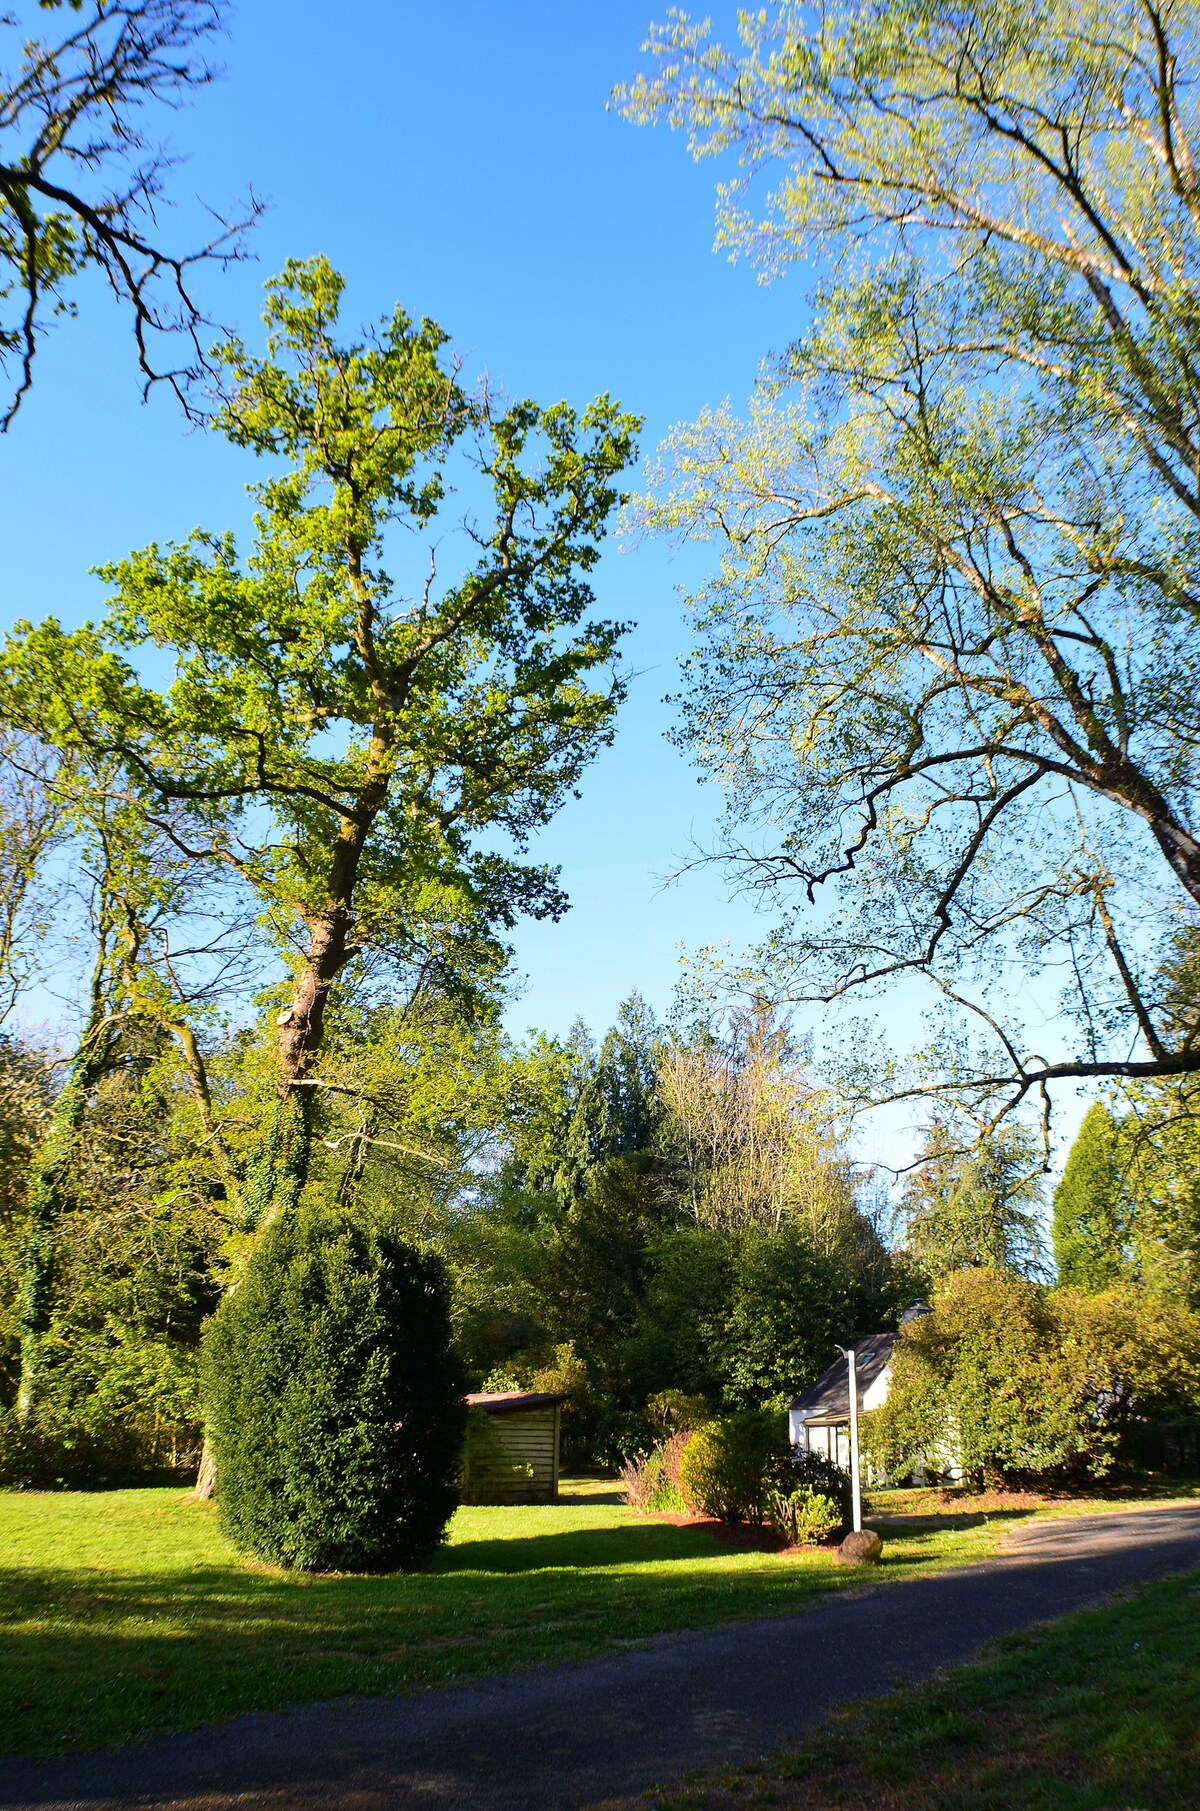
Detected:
left=466, top=1390, right=565, bottom=1415
left=789, top=1332, right=897, bottom=1422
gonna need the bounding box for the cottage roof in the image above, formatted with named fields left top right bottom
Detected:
left=465, top=1390, right=565, bottom=1415
left=788, top=1332, right=897, bottom=1423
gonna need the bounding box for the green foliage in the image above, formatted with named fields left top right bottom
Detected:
left=1, top=1023, right=225, bottom=1480
left=1053, top=1103, right=1131, bottom=1290
left=535, top=997, right=665, bottom=1213
left=539, top=1150, right=675, bottom=1393
left=780, top=1447, right=855, bottom=1533
left=507, top=993, right=665, bottom=1216
left=485, top=995, right=909, bottom=1448
left=716, top=1231, right=892, bottom=1410
left=3, top=259, right=640, bottom=1224
left=868, top=1267, right=1194, bottom=1492
left=645, top=1389, right=710, bottom=1439
left=766, top=1484, right=840, bottom=1546
left=1058, top=1284, right=1200, bottom=1448
left=528, top=1340, right=598, bottom=1469
left=864, top=1270, right=1113, bottom=1488
left=1102, top=1088, right=1200, bottom=1305
left=621, top=3, right=1200, bottom=1118
left=678, top=1409, right=784, bottom=1522
left=202, top=1205, right=466, bottom=1572
left=628, top=1223, right=905, bottom=1418
left=0, top=1032, right=54, bottom=1399
left=902, top=1119, right=1047, bottom=1283
left=0, top=1401, right=145, bottom=1491
left=625, top=1226, right=737, bottom=1406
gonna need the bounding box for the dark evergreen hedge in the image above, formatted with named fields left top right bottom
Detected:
left=202, top=1207, right=466, bottom=1571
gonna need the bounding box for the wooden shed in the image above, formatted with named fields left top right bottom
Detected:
left=461, top=1390, right=564, bottom=1505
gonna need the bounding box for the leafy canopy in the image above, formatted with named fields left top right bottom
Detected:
left=2, top=258, right=640, bottom=1030
left=621, top=0, right=1200, bottom=1126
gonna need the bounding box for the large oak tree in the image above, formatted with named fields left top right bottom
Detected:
left=4, top=258, right=639, bottom=1233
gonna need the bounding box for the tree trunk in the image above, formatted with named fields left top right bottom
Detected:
left=191, top=1434, right=217, bottom=1501
left=195, top=849, right=364, bottom=1494
left=251, top=883, right=358, bottom=1230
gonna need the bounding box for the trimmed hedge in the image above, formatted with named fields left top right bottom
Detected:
left=202, top=1206, right=466, bottom=1571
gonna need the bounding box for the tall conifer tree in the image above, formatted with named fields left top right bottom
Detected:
left=1052, top=1103, right=1130, bottom=1290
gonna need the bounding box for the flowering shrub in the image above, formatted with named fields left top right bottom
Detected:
left=776, top=1447, right=855, bottom=1530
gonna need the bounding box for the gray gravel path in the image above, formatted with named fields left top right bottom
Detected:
left=4, top=1502, right=1199, bottom=1811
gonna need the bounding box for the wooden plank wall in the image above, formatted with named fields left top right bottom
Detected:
left=463, top=1408, right=560, bottom=1504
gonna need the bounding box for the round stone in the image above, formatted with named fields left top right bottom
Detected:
left=838, top=1528, right=883, bottom=1565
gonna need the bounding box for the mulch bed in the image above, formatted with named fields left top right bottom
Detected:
left=653, top=1512, right=838, bottom=1554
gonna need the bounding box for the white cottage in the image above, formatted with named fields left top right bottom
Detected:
left=787, top=1332, right=896, bottom=1469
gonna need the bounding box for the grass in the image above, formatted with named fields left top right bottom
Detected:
left=636, top=1567, right=1200, bottom=1811
left=1, top=1477, right=1193, bottom=1763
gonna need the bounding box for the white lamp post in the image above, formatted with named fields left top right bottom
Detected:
left=836, top=1344, right=863, bottom=1534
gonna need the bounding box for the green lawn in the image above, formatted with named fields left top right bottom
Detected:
left=0, top=1480, right=1012, bottom=1760
left=638, top=1567, right=1200, bottom=1810
left=0, top=1481, right=1189, bottom=1762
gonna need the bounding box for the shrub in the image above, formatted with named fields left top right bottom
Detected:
left=862, top=1268, right=1115, bottom=1489
left=202, top=1206, right=466, bottom=1571
left=1055, top=1285, right=1200, bottom=1445
left=0, top=1402, right=145, bottom=1490
left=622, top=1428, right=690, bottom=1514
left=767, top=1485, right=841, bottom=1546
left=0, top=1327, right=202, bottom=1488
left=620, top=1447, right=660, bottom=1513
left=774, top=1446, right=855, bottom=1531
left=529, top=1340, right=601, bottom=1469
left=479, top=1366, right=524, bottom=1392
left=678, top=1409, right=783, bottom=1521
left=606, top=1389, right=711, bottom=1479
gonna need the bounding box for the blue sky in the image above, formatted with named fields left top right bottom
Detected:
left=1, top=1, right=1087, bottom=1165
left=4, top=1, right=798, bottom=1032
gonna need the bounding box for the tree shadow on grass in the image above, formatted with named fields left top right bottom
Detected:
left=437, top=1519, right=731, bottom=1573
left=0, top=1523, right=737, bottom=1634
left=868, top=1511, right=994, bottom=1536
left=0, top=1528, right=830, bottom=1762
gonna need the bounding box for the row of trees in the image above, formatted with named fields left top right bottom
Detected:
left=4, top=934, right=1197, bottom=1496
left=0, top=982, right=912, bottom=1481
left=2, top=0, right=1199, bottom=1553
